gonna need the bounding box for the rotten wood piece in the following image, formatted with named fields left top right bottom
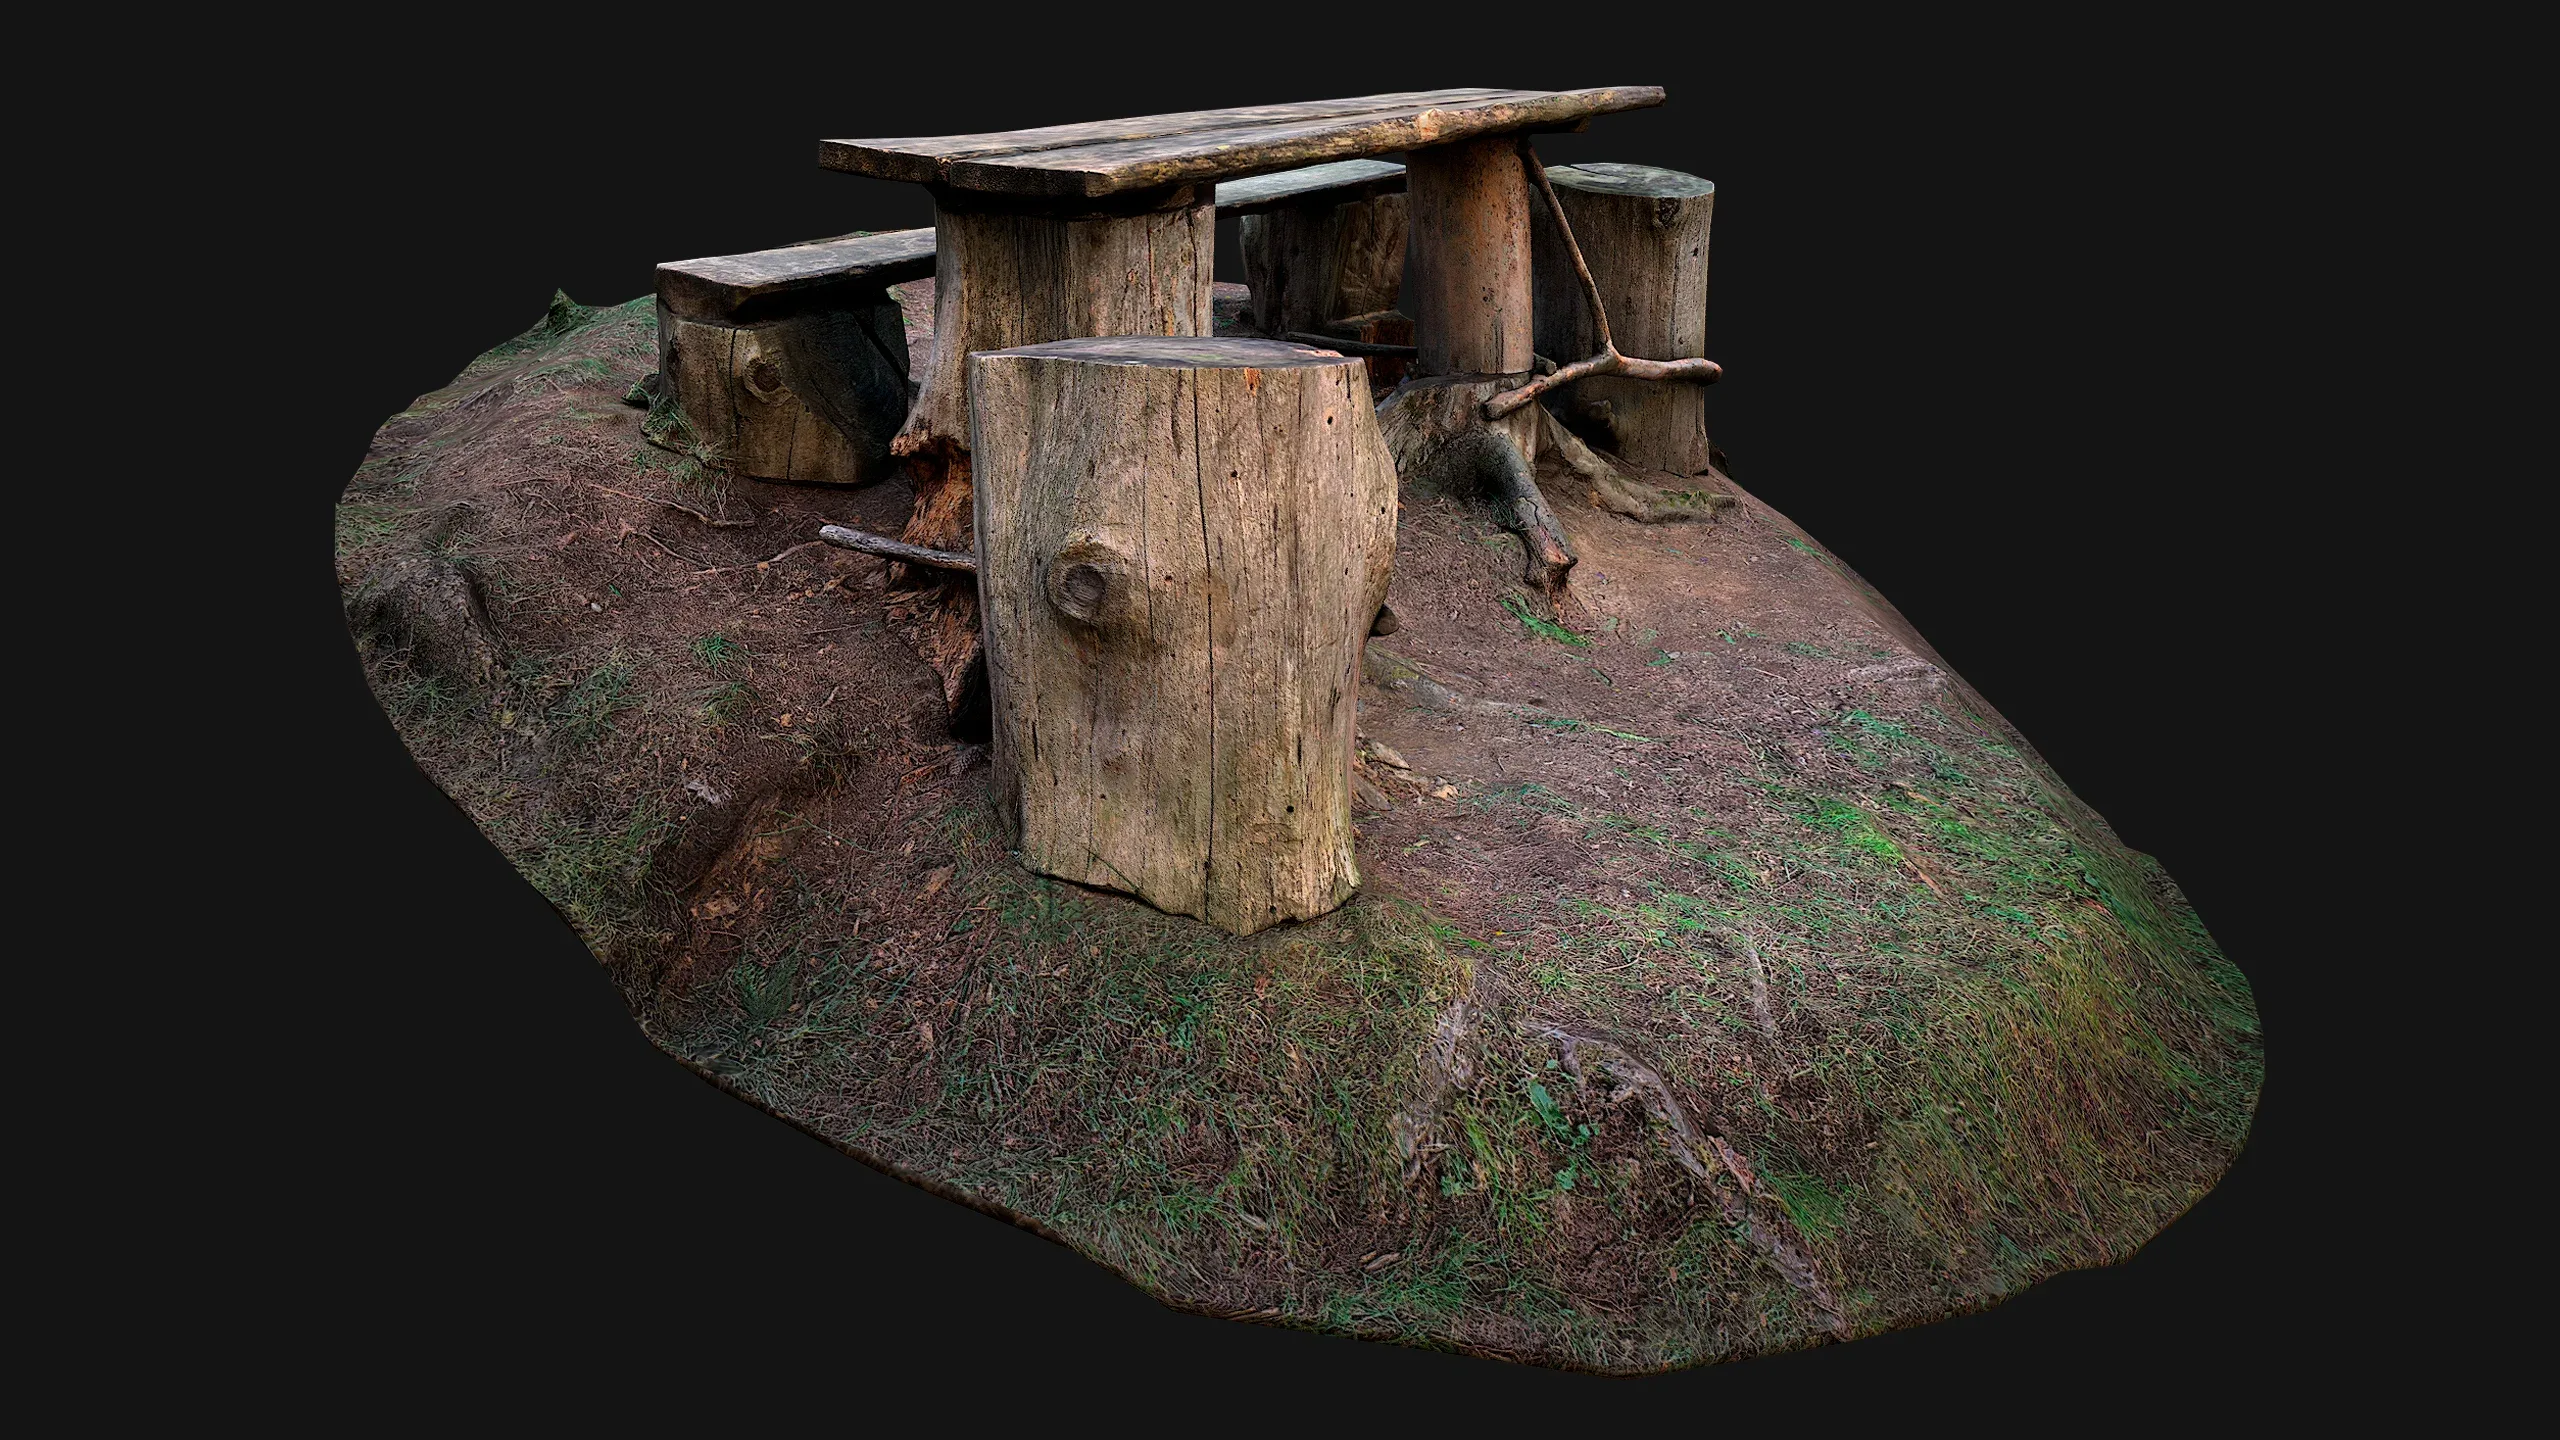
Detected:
left=652, top=231, right=932, bottom=486
left=968, top=337, right=1397, bottom=936
left=1530, top=164, right=1718, bottom=472
left=820, top=88, right=1663, bottom=200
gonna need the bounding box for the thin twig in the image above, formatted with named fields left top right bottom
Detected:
left=694, top=539, right=825, bottom=576
left=584, top=480, right=757, bottom=528
left=635, top=529, right=710, bottom=568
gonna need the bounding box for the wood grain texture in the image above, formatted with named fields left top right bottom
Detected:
left=820, top=87, right=1662, bottom=198
left=969, top=337, right=1397, bottom=935
left=656, top=229, right=937, bottom=326
left=1531, top=163, right=1716, bottom=474
left=1238, top=190, right=1406, bottom=338
left=1404, top=135, right=1535, bottom=378
left=896, top=202, right=1215, bottom=471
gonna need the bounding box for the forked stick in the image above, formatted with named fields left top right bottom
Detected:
left=1484, top=141, right=1724, bottom=420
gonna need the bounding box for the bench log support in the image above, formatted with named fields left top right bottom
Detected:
left=969, top=338, right=1396, bottom=936
left=1238, top=191, right=1406, bottom=340
left=652, top=231, right=932, bottom=487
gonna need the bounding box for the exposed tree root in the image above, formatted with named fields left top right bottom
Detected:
left=1377, top=375, right=1574, bottom=594
left=1541, top=1024, right=1848, bottom=1335
left=1540, top=408, right=1734, bottom=524
left=343, top=502, right=503, bottom=691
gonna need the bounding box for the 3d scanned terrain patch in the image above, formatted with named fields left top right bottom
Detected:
left=340, top=283, right=2257, bottom=1371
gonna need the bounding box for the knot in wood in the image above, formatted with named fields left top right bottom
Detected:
left=1044, top=534, right=1133, bottom=628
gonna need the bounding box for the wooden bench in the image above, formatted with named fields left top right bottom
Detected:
left=651, top=229, right=936, bottom=485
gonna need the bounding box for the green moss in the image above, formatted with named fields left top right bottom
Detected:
left=1500, top=591, right=1589, bottom=647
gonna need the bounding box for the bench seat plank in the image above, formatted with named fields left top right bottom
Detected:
left=1213, top=159, right=1405, bottom=216
left=820, top=87, right=1662, bottom=199
left=656, top=227, right=937, bottom=325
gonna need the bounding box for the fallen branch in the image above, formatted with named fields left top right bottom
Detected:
left=1484, top=143, right=1723, bottom=421
left=817, top=523, right=978, bottom=574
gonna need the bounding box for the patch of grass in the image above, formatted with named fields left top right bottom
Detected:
left=688, top=633, right=745, bottom=671
left=1766, top=1170, right=1846, bottom=1242
left=549, top=652, right=637, bottom=748
left=1529, top=715, right=1656, bottom=743
left=1809, top=798, right=1902, bottom=861
left=523, top=354, right=615, bottom=390
left=520, top=793, right=676, bottom=957
left=334, top=500, right=406, bottom=560
left=694, top=680, right=751, bottom=727
left=1500, top=592, right=1589, bottom=648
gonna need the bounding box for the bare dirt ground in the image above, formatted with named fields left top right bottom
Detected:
left=337, top=290, right=2260, bottom=1373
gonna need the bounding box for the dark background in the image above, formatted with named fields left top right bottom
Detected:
left=255, top=15, right=2364, bottom=1412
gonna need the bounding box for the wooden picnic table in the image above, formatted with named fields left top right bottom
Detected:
left=820, top=87, right=1660, bottom=201
left=817, top=87, right=1666, bottom=717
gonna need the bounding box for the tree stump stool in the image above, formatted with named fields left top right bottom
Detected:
left=1530, top=164, right=1716, bottom=475
left=653, top=230, right=935, bottom=485
left=967, top=337, right=1398, bottom=936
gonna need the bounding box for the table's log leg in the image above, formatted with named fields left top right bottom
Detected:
left=884, top=198, right=1214, bottom=725
left=1378, top=134, right=1574, bottom=595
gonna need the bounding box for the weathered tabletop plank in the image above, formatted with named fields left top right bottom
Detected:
left=1213, top=159, right=1406, bottom=216
left=820, top=87, right=1663, bottom=199
left=656, top=227, right=937, bottom=326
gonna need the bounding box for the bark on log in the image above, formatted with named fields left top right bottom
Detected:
left=888, top=196, right=1215, bottom=719
left=1403, top=135, right=1538, bottom=379
left=1531, top=163, right=1716, bottom=474
left=651, top=296, right=909, bottom=485
left=1238, top=190, right=1407, bottom=338
left=968, top=337, right=1396, bottom=936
